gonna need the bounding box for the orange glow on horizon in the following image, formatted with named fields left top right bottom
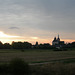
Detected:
left=0, top=31, right=74, bottom=44
left=0, top=38, right=74, bottom=45
left=61, top=39, right=75, bottom=43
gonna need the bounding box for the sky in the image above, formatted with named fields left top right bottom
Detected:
left=0, top=0, right=75, bottom=44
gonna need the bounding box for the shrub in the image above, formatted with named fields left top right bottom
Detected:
left=0, top=63, right=9, bottom=74
left=9, top=58, right=29, bottom=75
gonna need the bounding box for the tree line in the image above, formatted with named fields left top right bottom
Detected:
left=0, top=41, right=32, bottom=49
left=0, top=41, right=75, bottom=49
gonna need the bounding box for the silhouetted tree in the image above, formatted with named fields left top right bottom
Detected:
left=37, top=43, right=51, bottom=49
left=71, top=42, right=75, bottom=48
left=11, top=41, right=32, bottom=49
left=3, top=43, right=11, bottom=49
left=43, top=43, right=51, bottom=49
left=23, top=42, right=32, bottom=49
left=0, top=41, right=3, bottom=49
left=12, top=42, right=23, bottom=49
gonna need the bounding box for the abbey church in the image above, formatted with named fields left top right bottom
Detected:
left=52, top=35, right=64, bottom=47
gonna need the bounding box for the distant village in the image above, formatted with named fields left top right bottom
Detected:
left=0, top=35, right=74, bottom=50
left=32, top=35, right=75, bottom=50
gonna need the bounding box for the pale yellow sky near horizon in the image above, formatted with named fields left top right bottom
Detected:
left=0, top=31, right=74, bottom=45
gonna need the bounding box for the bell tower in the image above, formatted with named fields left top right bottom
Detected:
left=57, top=34, right=60, bottom=41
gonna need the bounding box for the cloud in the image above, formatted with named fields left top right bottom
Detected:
left=0, top=0, right=74, bottom=43
left=9, top=27, right=20, bottom=29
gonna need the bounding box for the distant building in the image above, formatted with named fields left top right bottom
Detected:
left=52, top=35, right=64, bottom=48
left=35, top=41, right=38, bottom=46
left=32, top=41, right=39, bottom=49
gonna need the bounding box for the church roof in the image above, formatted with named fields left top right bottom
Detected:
left=53, top=35, right=60, bottom=42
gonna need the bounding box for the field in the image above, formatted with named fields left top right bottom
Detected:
left=0, top=49, right=75, bottom=64
left=0, top=49, right=75, bottom=75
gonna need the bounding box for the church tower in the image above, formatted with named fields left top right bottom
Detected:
left=57, top=34, right=60, bottom=42
left=54, top=37, right=56, bottom=41
left=52, top=34, right=64, bottom=46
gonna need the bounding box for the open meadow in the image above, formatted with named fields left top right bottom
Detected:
left=0, top=49, right=75, bottom=75
left=0, top=49, right=75, bottom=64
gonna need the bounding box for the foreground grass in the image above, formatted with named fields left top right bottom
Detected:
left=0, top=58, right=75, bottom=75
left=30, top=63, right=75, bottom=75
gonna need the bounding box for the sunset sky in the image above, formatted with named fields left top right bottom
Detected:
left=0, top=0, right=75, bottom=44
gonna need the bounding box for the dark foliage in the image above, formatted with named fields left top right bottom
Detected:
left=33, top=43, right=52, bottom=49
left=0, top=63, right=9, bottom=74
left=9, top=58, right=29, bottom=75
left=12, top=41, right=32, bottom=49
left=0, top=58, right=30, bottom=75
left=0, top=41, right=74, bottom=50
left=71, top=42, right=75, bottom=48
left=3, top=43, right=11, bottom=49
left=0, top=41, right=4, bottom=49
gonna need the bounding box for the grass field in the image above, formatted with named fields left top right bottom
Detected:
left=0, top=49, right=75, bottom=64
